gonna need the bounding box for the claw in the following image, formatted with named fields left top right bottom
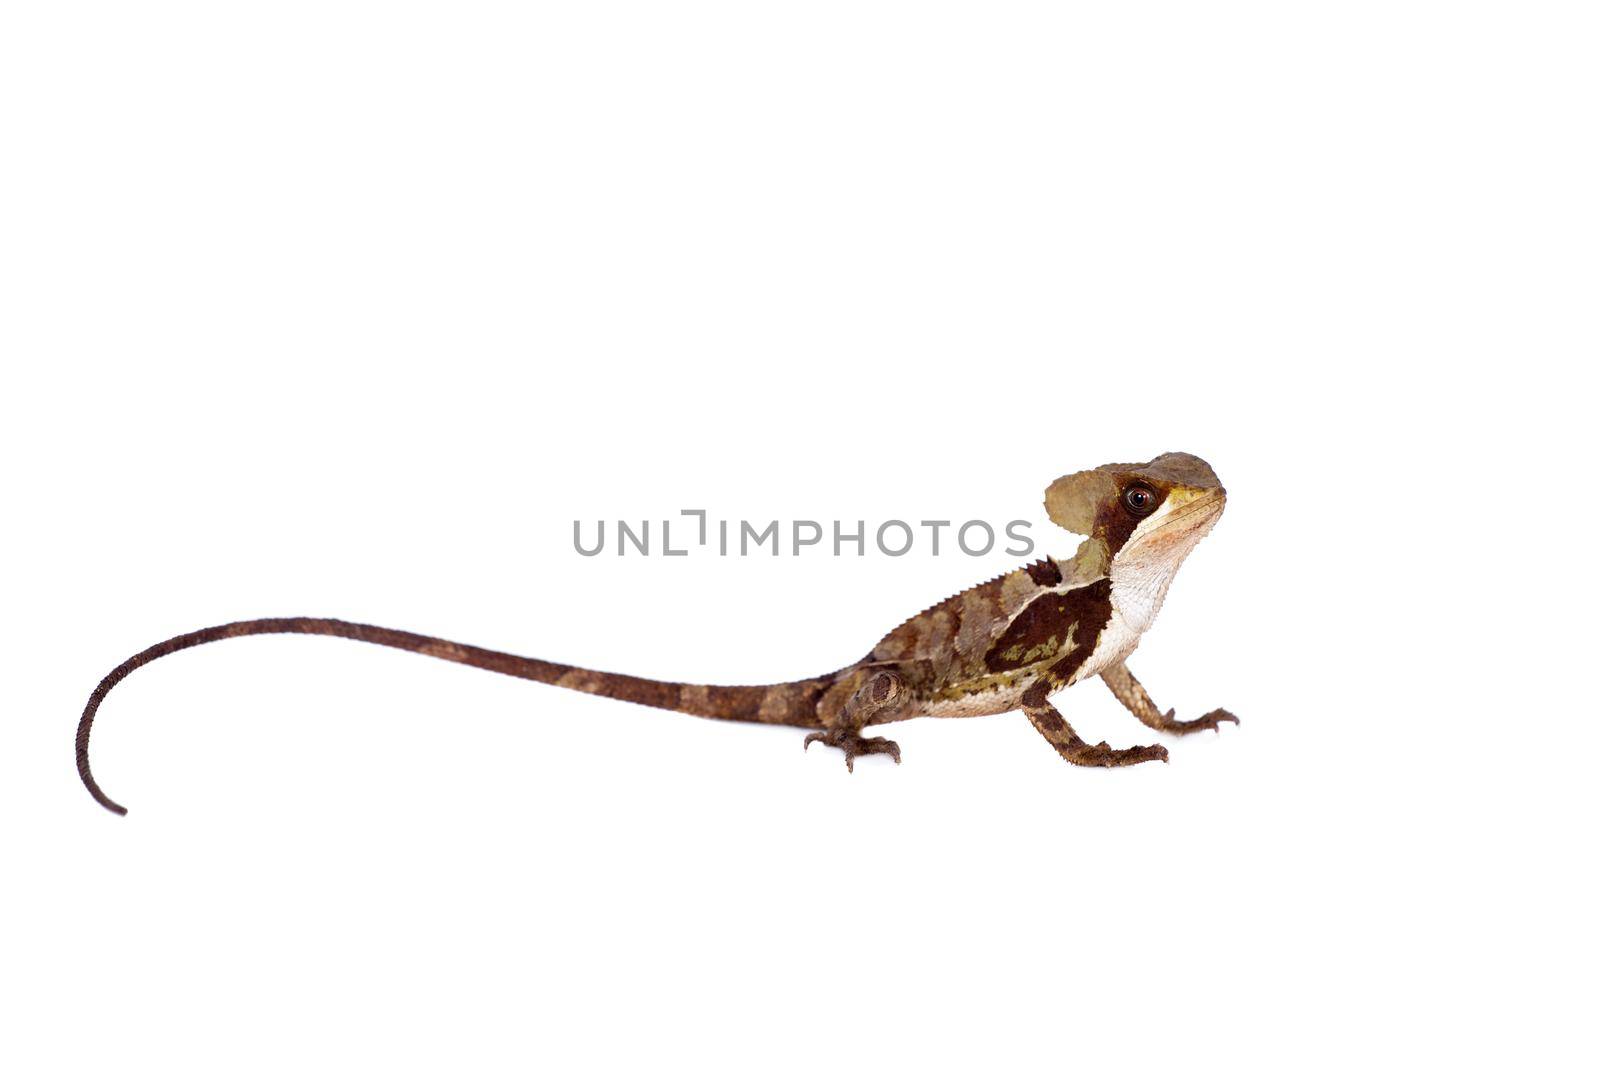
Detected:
left=1161, top=708, right=1239, bottom=734
left=804, top=729, right=902, bottom=771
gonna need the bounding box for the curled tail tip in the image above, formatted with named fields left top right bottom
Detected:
left=80, top=768, right=128, bottom=816
left=82, top=779, right=128, bottom=816
left=78, top=730, right=127, bottom=816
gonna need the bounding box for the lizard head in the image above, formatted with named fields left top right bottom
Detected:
left=1044, top=451, right=1226, bottom=570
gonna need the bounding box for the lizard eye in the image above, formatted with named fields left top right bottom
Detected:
left=1121, top=484, right=1157, bottom=517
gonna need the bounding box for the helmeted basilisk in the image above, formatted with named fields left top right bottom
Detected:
left=76, top=451, right=1235, bottom=814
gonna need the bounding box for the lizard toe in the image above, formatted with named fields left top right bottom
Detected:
left=1162, top=708, right=1240, bottom=734
left=803, top=729, right=903, bottom=772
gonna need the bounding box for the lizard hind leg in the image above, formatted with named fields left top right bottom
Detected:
left=804, top=668, right=907, bottom=773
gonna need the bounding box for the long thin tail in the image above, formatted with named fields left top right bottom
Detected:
left=76, top=617, right=831, bottom=815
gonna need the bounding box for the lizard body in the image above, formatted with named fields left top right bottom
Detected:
left=75, top=452, right=1235, bottom=814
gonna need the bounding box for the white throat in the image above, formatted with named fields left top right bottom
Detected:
left=1108, top=554, right=1184, bottom=634
left=1107, top=496, right=1224, bottom=635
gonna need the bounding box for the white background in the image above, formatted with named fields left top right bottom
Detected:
left=3, top=3, right=1596, bottom=1064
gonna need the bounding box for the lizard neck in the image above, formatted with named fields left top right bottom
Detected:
left=1107, top=555, right=1180, bottom=635
left=1104, top=502, right=1222, bottom=634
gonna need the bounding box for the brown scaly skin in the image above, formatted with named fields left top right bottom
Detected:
left=75, top=452, right=1235, bottom=815
left=1099, top=662, right=1239, bottom=736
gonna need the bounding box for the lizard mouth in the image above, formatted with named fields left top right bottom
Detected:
left=1129, top=490, right=1225, bottom=546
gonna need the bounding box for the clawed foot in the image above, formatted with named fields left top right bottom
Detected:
left=1062, top=740, right=1169, bottom=768
left=804, top=729, right=902, bottom=772
left=1158, top=708, right=1240, bottom=735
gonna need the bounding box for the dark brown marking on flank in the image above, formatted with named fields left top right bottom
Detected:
left=984, top=593, right=1067, bottom=670
left=1046, top=580, right=1115, bottom=684
left=1023, top=557, right=1062, bottom=586
left=984, top=578, right=1113, bottom=674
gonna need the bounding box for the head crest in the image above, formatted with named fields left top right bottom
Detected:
left=1044, top=469, right=1116, bottom=535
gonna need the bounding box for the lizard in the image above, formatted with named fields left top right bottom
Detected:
left=74, top=451, right=1236, bottom=815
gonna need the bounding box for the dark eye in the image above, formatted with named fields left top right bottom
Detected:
left=1121, top=485, right=1156, bottom=516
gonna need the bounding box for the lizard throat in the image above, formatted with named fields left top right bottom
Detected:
left=1107, top=497, right=1224, bottom=634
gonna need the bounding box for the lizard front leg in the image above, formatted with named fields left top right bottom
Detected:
left=1099, top=662, right=1238, bottom=735
left=804, top=668, right=906, bottom=772
left=1021, top=681, right=1168, bottom=767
